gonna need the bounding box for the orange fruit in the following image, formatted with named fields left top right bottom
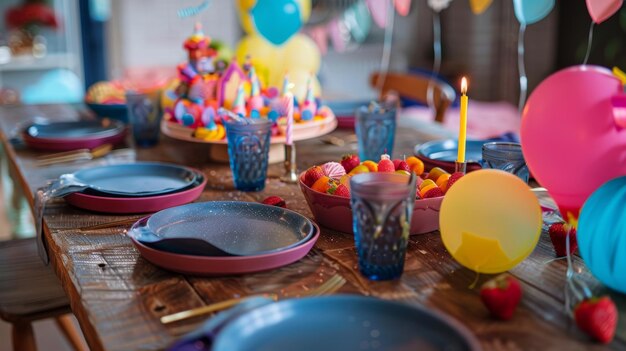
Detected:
left=427, top=167, right=448, bottom=181
left=407, top=157, right=424, bottom=176
left=311, top=176, right=332, bottom=193
left=349, top=164, right=370, bottom=175
left=436, top=173, right=451, bottom=190
left=361, top=160, right=378, bottom=172
left=419, top=179, right=436, bottom=191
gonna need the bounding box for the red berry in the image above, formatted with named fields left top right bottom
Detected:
left=548, top=223, right=578, bottom=257
left=396, top=161, right=410, bottom=172
left=261, top=196, right=286, bottom=208
left=480, top=274, right=522, bottom=320
left=392, top=159, right=403, bottom=170
left=303, top=166, right=325, bottom=187
left=445, top=172, right=464, bottom=193
left=378, top=154, right=395, bottom=173
left=422, top=187, right=444, bottom=199
left=329, top=183, right=350, bottom=198
left=574, top=296, right=617, bottom=344
left=340, top=154, right=360, bottom=173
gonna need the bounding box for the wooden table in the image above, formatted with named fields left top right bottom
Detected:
left=0, top=104, right=624, bottom=351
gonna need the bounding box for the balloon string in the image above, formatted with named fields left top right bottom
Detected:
left=517, top=23, right=527, bottom=113
left=564, top=226, right=592, bottom=316
left=469, top=271, right=480, bottom=290
left=375, top=0, right=396, bottom=94
left=583, top=21, right=595, bottom=65
left=427, top=11, right=442, bottom=113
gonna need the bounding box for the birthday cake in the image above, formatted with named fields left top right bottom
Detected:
left=161, top=23, right=333, bottom=142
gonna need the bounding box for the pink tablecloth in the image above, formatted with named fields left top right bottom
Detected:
left=400, top=101, right=521, bottom=139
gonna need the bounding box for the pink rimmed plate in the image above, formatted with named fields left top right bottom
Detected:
left=127, top=216, right=320, bottom=275
left=299, top=173, right=443, bottom=235
left=64, top=171, right=206, bottom=214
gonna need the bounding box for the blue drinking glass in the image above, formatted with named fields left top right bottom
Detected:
left=225, top=119, right=272, bottom=191
left=126, top=90, right=162, bottom=147
left=355, top=103, right=397, bottom=161
left=350, top=173, right=416, bottom=280
left=481, top=142, right=529, bottom=183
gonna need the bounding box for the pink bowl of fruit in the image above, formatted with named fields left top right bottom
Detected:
left=299, top=154, right=464, bottom=235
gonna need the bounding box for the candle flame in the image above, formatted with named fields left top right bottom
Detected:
left=461, top=77, right=468, bottom=95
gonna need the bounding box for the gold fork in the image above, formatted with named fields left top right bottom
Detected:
left=36, top=144, right=113, bottom=166
left=160, top=274, right=347, bottom=324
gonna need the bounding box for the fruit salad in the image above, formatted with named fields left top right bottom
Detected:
left=302, top=154, right=464, bottom=199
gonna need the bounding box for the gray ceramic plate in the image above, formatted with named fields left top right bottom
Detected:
left=143, top=201, right=316, bottom=256
left=72, top=162, right=197, bottom=197
left=213, top=296, right=481, bottom=351
left=26, top=120, right=125, bottom=140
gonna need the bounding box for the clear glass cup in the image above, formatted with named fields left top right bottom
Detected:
left=225, top=119, right=272, bottom=191
left=482, top=142, right=529, bottom=182
left=126, top=90, right=162, bottom=147
left=350, top=173, right=416, bottom=280
left=355, top=102, right=397, bottom=161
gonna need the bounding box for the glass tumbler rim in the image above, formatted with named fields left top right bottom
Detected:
left=350, top=173, right=416, bottom=200
left=482, top=142, right=524, bottom=160
left=224, top=119, right=272, bottom=133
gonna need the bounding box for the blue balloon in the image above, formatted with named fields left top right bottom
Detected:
left=251, top=0, right=302, bottom=46
left=513, top=0, right=554, bottom=25
left=578, top=176, right=626, bottom=294
left=22, top=69, right=83, bottom=104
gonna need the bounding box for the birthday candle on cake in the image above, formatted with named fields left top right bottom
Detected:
left=284, top=92, right=294, bottom=146
left=301, top=74, right=317, bottom=120
left=232, top=82, right=246, bottom=116
left=282, top=73, right=290, bottom=96
left=248, top=67, right=264, bottom=117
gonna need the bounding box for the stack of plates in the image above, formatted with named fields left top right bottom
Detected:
left=127, top=202, right=320, bottom=275
left=61, top=162, right=206, bottom=213
left=23, top=120, right=126, bottom=151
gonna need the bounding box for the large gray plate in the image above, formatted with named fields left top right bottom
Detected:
left=144, top=201, right=315, bottom=256
left=72, top=162, right=197, bottom=197
left=213, top=296, right=481, bottom=351
left=26, top=120, right=125, bottom=140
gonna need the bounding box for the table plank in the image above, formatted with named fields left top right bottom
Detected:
left=0, top=104, right=624, bottom=351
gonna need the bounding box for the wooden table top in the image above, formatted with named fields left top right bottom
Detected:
left=0, top=104, right=624, bottom=351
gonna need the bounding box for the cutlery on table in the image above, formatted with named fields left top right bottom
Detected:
left=160, top=273, right=347, bottom=324
left=36, top=144, right=113, bottom=166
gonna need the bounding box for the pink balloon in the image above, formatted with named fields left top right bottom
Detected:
left=521, top=65, right=626, bottom=219
left=586, top=0, right=623, bottom=24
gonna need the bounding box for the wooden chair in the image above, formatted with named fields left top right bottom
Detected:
left=0, top=238, right=87, bottom=351
left=370, top=71, right=457, bottom=124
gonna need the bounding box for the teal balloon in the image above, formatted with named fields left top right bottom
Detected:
left=578, top=176, right=626, bottom=294
left=251, top=0, right=302, bottom=46
left=513, top=0, right=555, bottom=25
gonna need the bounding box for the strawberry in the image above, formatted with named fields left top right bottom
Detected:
left=303, top=166, right=324, bottom=187
left=548, top=223, right=578, bottom=257
left=396, top=161, right=411, bottom=172
left=480, top=274, right=522, bottom=320
left=392, top=159, right=403, bottom=170
left=340, top=154, right=360, bottom=173
left=574, top=296, right=617, bottom=344
left=261, top=196, right=286, bottom=208
left=445, top=172, right=464, bottom=193
left=422, top=187, right=444, bottom=199
left=329, top=183, right=350, bottom=198
left=378, top=154, right=395, bottom=173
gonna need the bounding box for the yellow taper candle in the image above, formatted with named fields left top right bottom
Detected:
left=457, top=77, right=469, bottom=163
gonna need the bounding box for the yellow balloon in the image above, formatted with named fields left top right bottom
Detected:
left=469, top=0, right=492, bottom=14
left=439, top=169, right=542, bottom=273
left=236, top=34, right=322, bottom=98
left=282, top=34, right=321, bottom=72
left=237, top=0, right=311, bottom=35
